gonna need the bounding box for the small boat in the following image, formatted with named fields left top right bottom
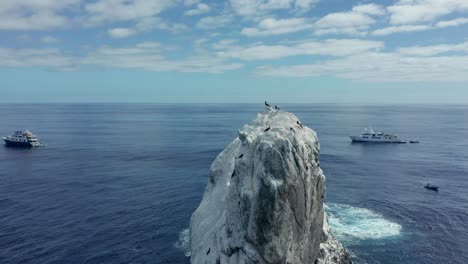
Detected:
left=350, top=128, right=406, bottom=143
left=2, top=130, right=44, bottom=148
left=424, top=183, right=439, bottom=191
left=410, top=141, right=419, bottom=143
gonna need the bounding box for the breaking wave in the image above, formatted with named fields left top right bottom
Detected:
left=325, top=203, right=402, bottom=244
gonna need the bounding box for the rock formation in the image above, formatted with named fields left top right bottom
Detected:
left=190, top=107, right=350, bottom=264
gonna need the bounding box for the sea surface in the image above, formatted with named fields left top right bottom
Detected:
left=0, top=103, right=467, bottom=264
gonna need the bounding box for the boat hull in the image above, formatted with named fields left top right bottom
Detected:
left=350, top=136, right=406, bottom=144
left=424, top=186, right=439, bottom=191
left=3, top=138, right=33, bottom=148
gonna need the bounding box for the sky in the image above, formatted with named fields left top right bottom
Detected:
left=0, top=0, right=468, bottom=103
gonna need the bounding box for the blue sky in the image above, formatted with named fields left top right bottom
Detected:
left=1, top=0, right=468, bottom=103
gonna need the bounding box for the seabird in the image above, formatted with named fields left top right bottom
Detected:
left=238, top=154, right=243, bottom=158
left=206, top=248, right=211, bottom=255
left=231, top=170, right=236, bottom=178
left=290, top=127, right=295, bottom=133
left=275, top=105, right=280, bottom=110
left=265, top=101, right=271, bottom=107
left=264, top=126, right=271, bottom=132
left=296, top=121, right=304, bottom=129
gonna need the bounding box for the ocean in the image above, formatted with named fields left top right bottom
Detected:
left=0, top=103, right=467, bottom=264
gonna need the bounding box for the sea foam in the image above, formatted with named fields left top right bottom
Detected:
left=325, top=203, right=402, bottom=244
left=174, top=228, right=191, bottom=257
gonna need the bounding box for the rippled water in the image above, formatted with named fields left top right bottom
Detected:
left=0, top=104, right=467, bottom=264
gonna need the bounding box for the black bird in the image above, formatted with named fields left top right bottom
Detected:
left=231, top=170, right=236, bottom=178
left=264, top=126, right=271, bottom=132
left=206, top=248, right=211, bottom=255
left=296, top=121, right=304, bottom=129
left=238, top=154, right=243, bottom=158
left=290, top=127, right=295, bottom=133
left=265, top=101, right=271, bottom=107
left=275, top=105, right=280, bottom=110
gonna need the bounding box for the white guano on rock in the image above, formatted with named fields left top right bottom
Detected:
left=190, top=107, right=351, bottom=264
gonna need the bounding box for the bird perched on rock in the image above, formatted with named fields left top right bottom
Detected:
left=275, top=105, right=280, bottom=110
left=265, top=101, right=271, bottom=107
left=238, top=154, right=243, bottom=158
left=264, top=126, right=271, bottom=132
left=296, top=121, right=304, bottom=129
left=290, top=127, right=295, bottom=133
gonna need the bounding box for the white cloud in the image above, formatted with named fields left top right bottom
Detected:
left=398, top=42, right=468, bottom=56
left=0, top=47, right=74, bottom=68
left=83, top=43, right=243, bottom=73
left=212, top=39, right=239, bottom=50
left=372, top=25, right=431, bottom=36
left=436, top=17, right=468, bottom=28
left=241, top=18, right=313, bottom=37
left=135, top=42, right=164, bottom=49
left=41, top=36, right=59, bottom=43
left=196, top=15, right=233, bottom=29
left=387, top=0, right=468, bottom=25
left=229, top=0, right=259, bottom=16
left=185, top=3, right=211, bottom=16
left=84, top=0, right=177, bottom=25
left=3, top=0, right=468, bottom=84
left=0, top=0, right=186, bottom=35
left=313, top=4, right=384, bottom=36
left=107, top=17, right=188, bottom=39
left=373, top=16, right=468, bottom=36
left=0, top=0, right=80, bottom=30
left=314, top=27, right=367, bottom=36
left=229, top=0, right=318, bottom=17
left=0, top=43, right=243, bottom=73
left=295, top=0, right=319, bottom=10
left=217, top=39, right=384, bottom=60
left=261, top=0, right=294, bottom=10
left=352, top=4, right=385, bottom=16
left=256, top=52, right=468, bottom=82
left=315, top=13, right=374, bottom=28
left=108, top=28, right=137, bottom=38
left=135, top=17, right=188, bottom=33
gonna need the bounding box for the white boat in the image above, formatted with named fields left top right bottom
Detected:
left=350, top=128, right=405, bottom=143
left=2, top=130, right=43, bottom=148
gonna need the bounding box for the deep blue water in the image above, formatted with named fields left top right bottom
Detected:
left=0, top=104, right=467, bottom=264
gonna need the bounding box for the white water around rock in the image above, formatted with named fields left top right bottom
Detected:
left=325, top=203, right=402, bottom=244
left=175, top=228, right=191, bottom=257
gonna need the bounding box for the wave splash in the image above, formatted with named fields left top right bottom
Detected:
left=174, top=228, right=191, bottom=257
left=325, top=203, right=402, bottom=244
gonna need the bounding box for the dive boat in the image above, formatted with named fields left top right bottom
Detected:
left=2, top=130, right=43, bottom=148
left=424, top=183, right=439, bottom=191
left=350, top=128, right=406, bottom=143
